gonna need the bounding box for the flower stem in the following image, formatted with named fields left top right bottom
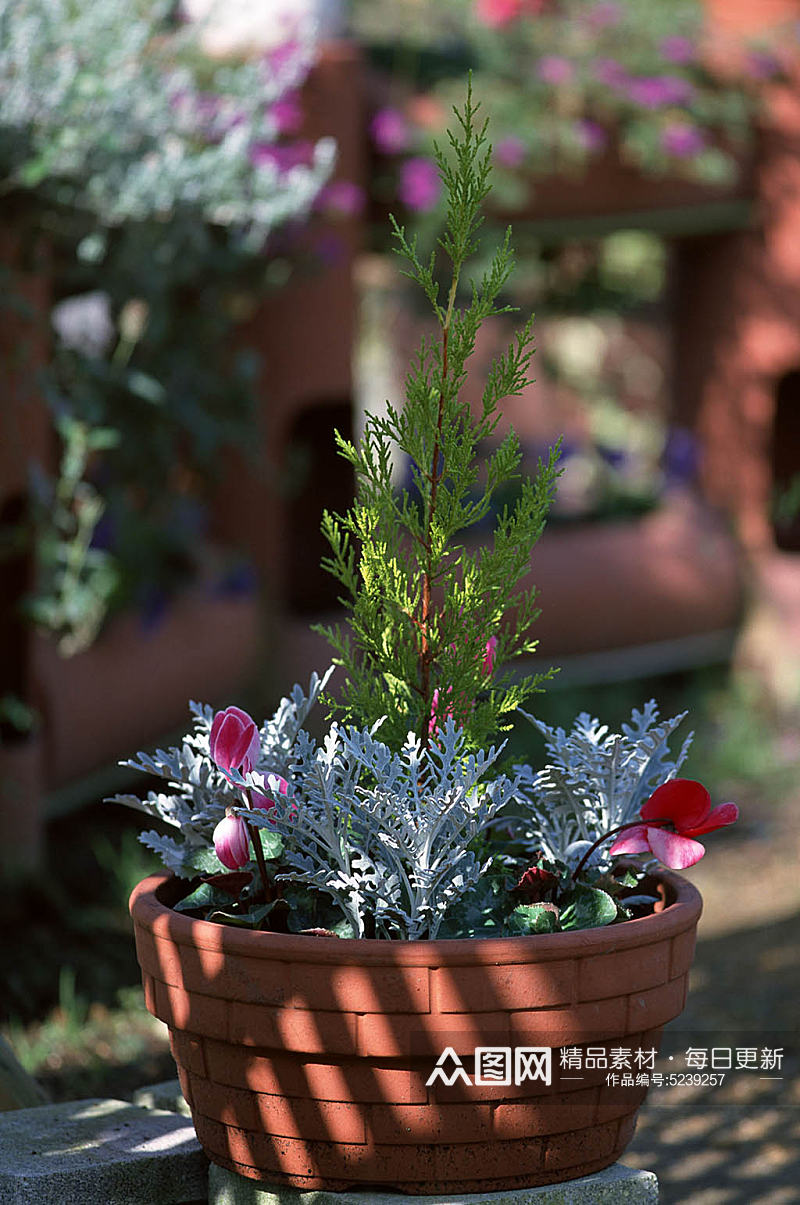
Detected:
left=246, top=816, right=273, bottom=904
left=571, top=817, right=670, bottom=884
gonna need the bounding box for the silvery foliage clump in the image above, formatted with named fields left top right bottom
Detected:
left=0, top=0, right=334, bottom=241
left=111, top=669, right=333, bottom=879
left=515, top=701, right=694, bottom=871
left=237, top=717, right=522, bottom=939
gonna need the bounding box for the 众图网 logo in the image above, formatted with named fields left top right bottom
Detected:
left=426, top=1046, right=552, bottom=1087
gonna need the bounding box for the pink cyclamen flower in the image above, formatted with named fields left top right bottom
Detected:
left=213, top=811, right=251, bottom=870
left=250, top=772, right=289, bottom=812
left=209, top=705, right=260, bottom=778
left=609, top=778, right=739, bottom=870
left=370, top=107, right=411, bottom=155
left=428, top=686, right=453, bottom=737
left=399, top=157, right=441, bottom=212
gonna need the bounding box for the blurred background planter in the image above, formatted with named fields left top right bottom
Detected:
left=212, top=41, right=365, bottom=617
left=32, top=568, right=260, bottom=792
left=525, top=488, right=744, bottom=676
left=0, top=17, right=366, bottom=859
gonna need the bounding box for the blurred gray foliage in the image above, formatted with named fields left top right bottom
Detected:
left=0, top=0, right=334, bottom=240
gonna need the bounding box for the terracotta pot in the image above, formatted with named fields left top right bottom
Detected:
left=130, top=869, right=701, bottom=1194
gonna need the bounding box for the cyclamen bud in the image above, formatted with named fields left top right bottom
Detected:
left=213, top=811, right=250, bottom=870
left=483, top=635, right=498, bottom=676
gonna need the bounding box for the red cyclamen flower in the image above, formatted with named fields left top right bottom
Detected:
left=209, top=705, right=260, bottom=778
left=515, top=865, right=559, bottom=902
left=609, top=778, right=738, bottom=870
left=213, top=811, right=250, bottom=870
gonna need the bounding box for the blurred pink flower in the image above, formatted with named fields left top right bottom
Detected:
left=584, top=2, right=621, bottom=28
left=399, top=157, right=441, bottom=212
left=475, top=0, right=522, bottom=28
left=494, top=136, right=527, bottom=168
left=594, top=57, right=628, bottom=88
left=209, top=706, right=260, bottom=778
left=428, top=686, right=454, bottom=736
left=746, top=50, right=781, bottom=80
left=249, top=142, right=315, bottom=172
left=270, top=92, right=303, bottom=134
left=316, top=180, right=366, bottom=216
left=661, top=121, right=705, bottom=158
left=575, top=119, right=608, bottom=152
left=660, top=35, right=696, bottom=65
left=536, top=55, right=575, bottom=86
left=264, top=40, right=301, bottom=74
left=213, top=811, right=250, bottom=869
left=625, top=75, right=694, bottom=109
left=370, top=107, right=411, bottom=154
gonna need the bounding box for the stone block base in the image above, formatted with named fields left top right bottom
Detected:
left=208, top=1161, right=658, bottom=1205
left=0, top=1097, right=207, bottom=1204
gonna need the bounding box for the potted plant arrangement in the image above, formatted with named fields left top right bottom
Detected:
left=123, top=87, right=737, bottom=1193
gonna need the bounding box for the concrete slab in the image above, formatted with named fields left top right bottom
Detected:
left=208, top=1160, right=659, bottom=1205
left=0, top=1097, right=207, bottom=1204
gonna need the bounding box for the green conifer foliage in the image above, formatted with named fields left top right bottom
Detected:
left=317, top=83, right=561, bottom=752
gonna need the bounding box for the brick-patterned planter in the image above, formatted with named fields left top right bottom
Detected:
left=130, top=870, right=701, bottom=1194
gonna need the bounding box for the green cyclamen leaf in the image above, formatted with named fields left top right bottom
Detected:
left=187, top=846, right=226, bottom=875
left=259, top=829, right=284, bottom=860
left=173, top=881, right=235, bottom=913
left=508, top=903, right=560, bottom=935
left=207, top=901, right=279, bottom=929
left=559, top=886, right=618, bottom=932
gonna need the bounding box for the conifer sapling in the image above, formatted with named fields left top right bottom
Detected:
left=316, top=83, right=561, bottom=752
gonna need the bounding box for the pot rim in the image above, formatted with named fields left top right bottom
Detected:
left=130, top=870, right=702, bottom=967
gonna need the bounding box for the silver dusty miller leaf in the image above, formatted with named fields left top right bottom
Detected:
left=514, top=701, right=693, bottom=870
left=242, top=716, right=522, bottom=939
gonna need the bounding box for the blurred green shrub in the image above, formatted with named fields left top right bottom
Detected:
left=0, top=0, right=336, bottom=651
